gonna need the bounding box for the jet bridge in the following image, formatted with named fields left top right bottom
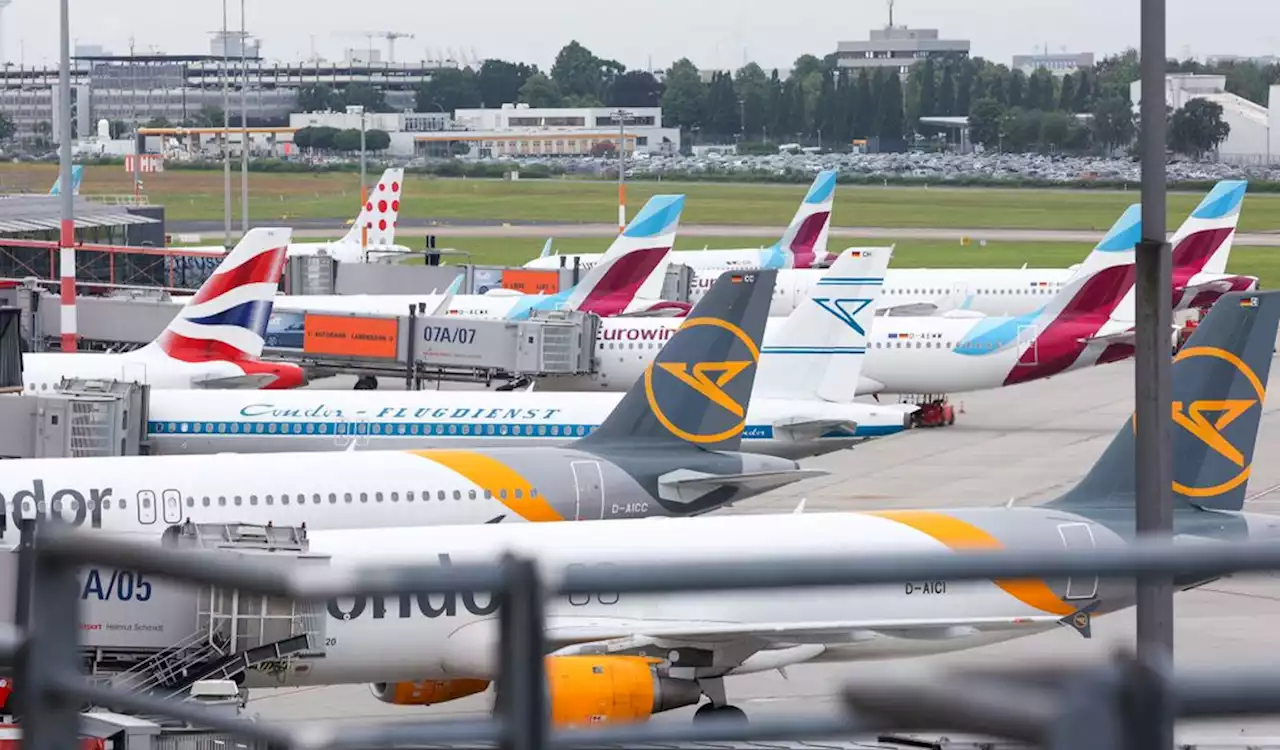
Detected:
left=0, top=379, right=149, bottom=458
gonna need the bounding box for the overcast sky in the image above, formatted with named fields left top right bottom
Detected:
left=7, top=0, right=1278, bottom=73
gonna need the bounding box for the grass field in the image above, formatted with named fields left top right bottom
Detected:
left=6, top=164, right=1280, bottom=233
left=384, top=236, right=1280, bottom=289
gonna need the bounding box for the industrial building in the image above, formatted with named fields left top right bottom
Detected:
left=835, top=25, right=970, bottom=73
left=1130, top=75, right=1280, bottom=165
left=1012, top=51, right=1096, bottom=77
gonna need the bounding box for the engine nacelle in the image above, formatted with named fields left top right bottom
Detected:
left=369, top=678, right=491, bottom=706
left=546, top=655, right=701, bottom=726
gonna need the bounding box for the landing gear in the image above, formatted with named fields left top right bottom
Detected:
left=693, top=702, right=748, bottom=723
left=907, top=395, right=956, bottom=428
left=354, top=376, right=379, bottom=390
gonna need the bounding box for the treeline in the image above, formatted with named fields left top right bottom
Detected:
left=293, top=41, right=1280, bottom=156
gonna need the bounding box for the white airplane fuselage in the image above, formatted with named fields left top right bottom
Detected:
left=21, top=349, right=265, bottom=392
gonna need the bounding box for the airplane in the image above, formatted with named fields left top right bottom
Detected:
left=0, top=270, right=823, bottom=542
left=48, top=165, right=84, bottom=196
left=522, top=169, right=838, bottom=274
left=689, top=180, right=1255, bottom=318
left=253, top=289, right=1280, bottom=727
left=534, top=243, right=1154, bottom=423
left=259, top=193, right=690, bottom=325
left=144, top=248, right=918, bottom=460
left=176, top=167, right=412, bottom=263
left=20, top=228, right=307, bottom=392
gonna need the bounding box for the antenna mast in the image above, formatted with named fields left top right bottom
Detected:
left=887, top=0, right=895, bottom=27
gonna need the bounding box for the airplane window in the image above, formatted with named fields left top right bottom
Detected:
left=484, top=490, right=493, bottom=499
left=344, top=493, right=353, bottom=503
left=359, top=493, right=368, bottom=503
left=437, top=491, right=446, bottom=501
left=390, top=492, right=399, bottom=503
left=500, top=489, right=509, bottom=500
left=405, top=491, right=414, bottom=502
left=453, top=490, right=461, bottom=500
left=313, top=493, right=322, bottom=505
left=469, top=490, right=477, bottom=500
left=204, top=497, right=213, bottom=507
left=187, top=497, right=195, bottom=507
left=282, top=494, right=290, bottom=506
left=916, top=342, right=922, bottom=348
left=234, top=496, right=242, bottom=506
left=531, top=488, right=539, bottom=498
left=515, top=489, right=524, bottom=499
left=375, top=492, right=383, bottom=503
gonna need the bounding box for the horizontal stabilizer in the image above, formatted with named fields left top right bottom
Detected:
left=878, top=301, right=939, bottom=317
left=657, top=468, right=827, bottom=504
left=194, top=373, right=280, bottom=389
left=771, top=417, right=858, bottom=442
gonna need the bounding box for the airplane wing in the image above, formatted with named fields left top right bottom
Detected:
left=656, top=469, right=828, bottom=504
left=769, top=418, right=858, bottom=442
left=193, top=373, right=280, bottom=389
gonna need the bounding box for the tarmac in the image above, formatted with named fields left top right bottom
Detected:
left=246, top=356, right=1280, bottom=743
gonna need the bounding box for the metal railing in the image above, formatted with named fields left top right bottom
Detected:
left=11, top=519, right=1280, bottom=750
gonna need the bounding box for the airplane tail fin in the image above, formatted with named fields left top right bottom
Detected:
left=1047, top=291, right=1280, bottom=514
left=49, top=165, right=84, bottom=196
left=1170, top=179, right=1247, bottom=278
left=539, top=238, right=554, bottom=258
left=558, top=194, right=683, bottom=317
left=757, top=246, right=892, bottom=402
left=574, top=269, right=776, bottom=453
left=1064, top=203, right=1143, bottom=281
left=339, top=167, right=404, bottom=248
left=766, top=170, right=837, bottom=269
left=147, top=227, right=292, bottom=362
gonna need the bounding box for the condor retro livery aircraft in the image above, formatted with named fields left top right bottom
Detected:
left=525, top=170, right=838, bottom=275
left=146, top=248, right=914, bottom=459
left=241, top=290, right=1280, bottom=726
left=260, top=194, right=688, bottom=329
left=0, top=270, right=821, bottom=540
left=741, top=180, right=1254, bottom=318
left=22, top=228, right=306, bottom=392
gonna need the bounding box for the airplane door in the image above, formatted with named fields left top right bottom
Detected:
left=137, top=490, right=157, bottom=525
left=1016, top=324, right=1039, bottom=365
left=1058, top=522, right=1098, bottom=600
left=335, top=415, right=371, bottom=448
left=571, top=461, right=605, bottom=520
left=161, top=489, right=182, bottom=524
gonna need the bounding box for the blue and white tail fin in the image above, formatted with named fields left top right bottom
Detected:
left=1065, top=203, right=1143, bottom=281
left=539, top=238, right=554, bottom=258
left=1169, top=179, right=1247, bottom=278
left=147, top=227, right=292, bottom=362
left=757, top=246, right=891, bottom=402
left=339, top=168, right=405, bottom=248
left=764, top=170, right=838, bottom=270
left=49, top=165, right=83, bottom=196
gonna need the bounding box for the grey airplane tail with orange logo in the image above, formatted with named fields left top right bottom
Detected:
left=574, top=270, right=776, bottom=453
left=1048, top=291, right=1280, bottom=514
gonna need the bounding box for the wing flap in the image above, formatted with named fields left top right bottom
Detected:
left=657, top=468, right=828, bottom=503
left=771, top=418, right=859, bottom=442
left=193, top=373, right=279, bottom=389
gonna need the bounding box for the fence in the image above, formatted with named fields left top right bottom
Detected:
left=11, top=519, right=1280, bottom=750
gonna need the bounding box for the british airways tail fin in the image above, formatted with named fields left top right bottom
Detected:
left=147, top=227, right=292, bottom=362
left=1048, top=290, right=1279, bottom=514
left=49, top=165, right=83, bottom=196
left=576, top=269, right=776, bottom=453
left=339, top=168, right=404, bottom=248
left=757, top=246, right=891, bottom=402
left=557, top=194, right=684, bottom=317
left=765, top=170, right=837, bottom=269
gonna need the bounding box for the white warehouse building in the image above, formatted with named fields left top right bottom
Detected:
left=437, top=104, right=680, bottom=158
left=1130, top=74, right=1280, bottom=165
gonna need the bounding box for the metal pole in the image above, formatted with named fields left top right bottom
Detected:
left=360, top=109, right=367, bottom=250
left=221, top=0, right=231, bottom=248
left=239, top=0, right=248, bottom=232
left=1135, top=0, right=1174, bottom=745
left=615, top=109, right=628, bottom=233
left=56, top=0, right=75, bottom=352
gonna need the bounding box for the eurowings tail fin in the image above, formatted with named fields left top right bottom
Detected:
left=574, top=269, right=776, bottom=453
left=1047, top=291, right=1279, bottom=513
left=1064, top=203, right=1143, bottom=281
left=765, top=170, right=837, bottom=269
left=757, top=246, right=892, bottom=402
left=1170, top=179, right=1247, bottom=279
left=339, top=167, right=405, bottom=248
left=50, top=165, right=84, bottom=196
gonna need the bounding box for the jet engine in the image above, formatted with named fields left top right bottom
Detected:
left=546, top=655, right=701, bottom=726
left=369, top=678, right=491, bottom=706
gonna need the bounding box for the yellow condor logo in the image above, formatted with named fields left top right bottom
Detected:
left=643, top=317, right=760, bottom=444
left=1170, top=346, right=1266, bottom=498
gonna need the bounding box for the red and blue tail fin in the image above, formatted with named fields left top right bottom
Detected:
left=766, top=170, right=837, bottom=269
left=149, top=227, right=291, bottom=363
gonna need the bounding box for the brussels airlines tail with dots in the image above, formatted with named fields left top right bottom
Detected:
left=21, top=228, right=307, bottom=391
left=230, top=289, right=1280, bottom=728
left=0, top=269, right=823, bottom=542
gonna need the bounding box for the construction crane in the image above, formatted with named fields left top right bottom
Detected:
left=336, top=31, right=416, bottom=64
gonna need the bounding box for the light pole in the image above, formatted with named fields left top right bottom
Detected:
left=220, top=0, right=231, bottom=248
left=239, top=0, right=248, bottom=232
left=57, top=0, right=75, bottom=352
left=347, top=104, right=367, bottom=248
left=610, top=108, right=633, bottom=233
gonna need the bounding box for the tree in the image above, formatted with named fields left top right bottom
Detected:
left=342, top=83, right=390, bottom=113
left=734, top=63, right=770, bottom=139
left=608, top=70, right=663, bottom=107
left=1094, top=49, right=1140, bottom=99
left=968, top=97, right=1006, bottom=149
left=293, top=126, right=315, bottom=151
left=518, top=73, right=564, bottom=108
left=416, top=68, right=482, bottom=113
left=874, top=69, right=905, bottom=143
left=854, top=69, right=874, bottom=135
left=332, top=128, right=363, bottom=152
left=938, top=64, right=956, bottom=116
left=187, top=106, right=224, bottom=128
left=915, top=57, right=938, bottom=116
left=1091, top=95, right=1136, bottom=152
left=143, top=116, right=173, bottom=129
left=703, top=71, right=741, bottom=139
left=297, top=84, right=335, bottom=112
left=1007, top=69, right=1025, bottom=109
left=660, top=59, right=705, bottom=132
left=1073, top=70, right=1093, bottom=113
left=1038, top=110, right=1073, bottom=151
left=1168, top=98, right=1231, bottom=158
left=477, top=59, right=537, bottom=108
left=550, top=41, right=622, bottom=102
left=1058, top=74, right=1077, bottom=112
left=365, top=128, right=391, bottom=152
left=0, top=113, right=14, bottom=142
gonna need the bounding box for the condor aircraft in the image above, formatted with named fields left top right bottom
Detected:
left=524, top=169, right=838, bottom=273
left=146, top=248, right=915, bottom=459
left=689, top=180, right=1253, bottom=318
left=261, top=193, right=688, bottom=325
left=0, top=270, right=822, bottom=541
left=234, top=290, right=1280, bottom=726
left=21, top=228, right=306, bottom=391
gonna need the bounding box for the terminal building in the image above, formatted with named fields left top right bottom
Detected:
left=1012, top=51, right=1096, bottom=77
left=835, top=25, right=970, bottom=74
